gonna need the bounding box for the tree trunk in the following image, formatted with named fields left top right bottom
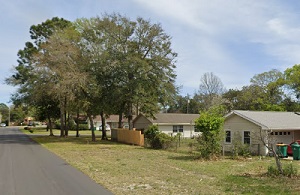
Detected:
left=118, top=112, right=123, bottom=128
left=60, top=106, right=65, bottom=137
left=64, top=111, right=68, bottom=137
left=272, top=145, right=283, bottom=174
left=47, top=116, right=54, bottom=136
left=260, top=128, right=283, bottom=175
left=76, top=110, right=80, bottom=137
left=118, top=102, right=126, bottom=128
left=100, top=111, right=107, bottom=140
left=88, top=114, right=96, bottom=142
left=128, top=102, right=133, bottom=130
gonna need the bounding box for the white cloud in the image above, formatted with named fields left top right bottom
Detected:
left=133, top=0, right=300, bottom=93
left=3, top=0, right=300, bottom=100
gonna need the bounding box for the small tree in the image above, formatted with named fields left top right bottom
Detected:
left=195, top=106, right=225, bottom=159
left=259, top=128, right=283, bottom=175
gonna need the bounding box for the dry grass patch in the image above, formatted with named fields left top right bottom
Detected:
left=27, top=134, right=300, bottom=195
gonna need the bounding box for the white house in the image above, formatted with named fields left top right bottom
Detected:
left=87, top=115, right=129, bottom=130
left=223, top=110, right=300, bottom=156
left=133, top=113, right=200, bottom=138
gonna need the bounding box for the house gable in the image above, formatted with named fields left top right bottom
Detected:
left=224, top=114, right=261, bottom=131
left=133, top=114, right=153, bottom=130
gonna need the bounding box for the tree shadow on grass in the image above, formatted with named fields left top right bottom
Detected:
left=30, top=134, right=122, bottom=146
left=168, top=154, right=199, bottom=161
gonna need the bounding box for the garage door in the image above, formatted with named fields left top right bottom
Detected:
left=271, top=131, right=293, bottom=144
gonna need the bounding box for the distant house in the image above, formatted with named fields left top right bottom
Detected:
left=24, top=117, right=34, bottom=125
left=133, top=113, right=200, bottom=138
left=87, top=115, right=129, bottom=130
left=223, top=110, right=300, bottom=156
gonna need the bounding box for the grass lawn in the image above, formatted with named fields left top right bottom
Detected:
left=23, top=128, right=300, bottom=195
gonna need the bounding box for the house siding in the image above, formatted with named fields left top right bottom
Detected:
left=223, top=114, right=267, bottom=156
left=156, top=124, right=195, bottom=138
left=133, top=116, right=152, bottom=130
left=294, top=131, right=300, bottom=140
left=133, top=114, right=199, bottom=138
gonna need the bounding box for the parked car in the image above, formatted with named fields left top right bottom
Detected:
left=287, top=140, right=300, bottom=156
left=99, top=124, right=111, bottom=131
left=0, top=123, right=6, bottom=127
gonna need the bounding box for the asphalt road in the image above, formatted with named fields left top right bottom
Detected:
left=0, top=127, right=113, bottom=195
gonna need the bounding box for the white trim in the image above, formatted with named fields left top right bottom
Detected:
left=243, top=130, right=251, bottom=144
left=225, top=129, right=232, bottom=143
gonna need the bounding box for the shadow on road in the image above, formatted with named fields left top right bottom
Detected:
left=0, top=128, right=38, bottom=145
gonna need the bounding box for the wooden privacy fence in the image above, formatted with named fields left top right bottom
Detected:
left=111, top=129, right=144, bottom=146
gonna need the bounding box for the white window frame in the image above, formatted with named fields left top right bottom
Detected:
left=173, top=125, right=183, bottom=133
left=243, top=130, right=251, bottom=144
left=225, top=130, right=231, bottom=143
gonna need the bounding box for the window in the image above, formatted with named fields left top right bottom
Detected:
left=244, top=131, right=250, bottom=144
left=225, top=130, right=231, bottom=143
left=173, top=125, right=183, bottom=133
left=194, top=126, right=200, bottom=132
left=271, top=131, right=291, bottom=136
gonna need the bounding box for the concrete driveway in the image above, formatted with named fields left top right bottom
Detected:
left=0, top=127, right=113, bottom=195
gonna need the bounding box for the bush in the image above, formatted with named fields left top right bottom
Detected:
left=53, top=121, right=88, bottom=130
left=231, top=132, right=251, bottom=158
left=78, top=124, right=89, bottom=130
left=283, top=163, right=298, bottom=177
left=197, top=135, right=222, bottom=159
left=145, top=125, right=160, bottom=140
left=152, top=133, right=174, bottom=149
left=267, top=164, right=298, bottom=177
left=145, top=125, right=176, bottom=149
left=267, top=165, right=280, bottom=176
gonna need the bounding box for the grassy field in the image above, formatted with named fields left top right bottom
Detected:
left=23, top=128, right=300, bottom=195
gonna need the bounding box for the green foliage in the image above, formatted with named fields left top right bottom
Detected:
left=152, top=133, right=174, bottom=149
left=231, top=132, right=251, bottom=158
left=283, top=163, right=298, bottom=177
left=195, top=106, right=224, bottom=159
left=75, top=14, right=178, bottom=128
left=267, top=163, right=298, bottom=177
left=267, top=165, right=280, bottom=176
left=145, top=125, right=177, bottom=149
left=222, top=69, right=288, bottom=111
left=68, top=122, right=88, bottom=130
left=144, top=125, right=160, bottom=140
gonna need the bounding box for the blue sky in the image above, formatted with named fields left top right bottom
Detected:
left=1, top=0, right=300, bottom=105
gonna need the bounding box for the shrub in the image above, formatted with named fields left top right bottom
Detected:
left=144, top=125, right=160, bottom=140
left=267, top=164, right=298, bottom=177
left=196, top=135, right=221, bottom=159
left=267, top=165, right=280, bottom=177
left=144, top=125, right=176, bottom=149
left=152, top=132, right=174, bottom=149
left=78, top=124, right=89, bottom=130
left=53, top=121, right=88, bottom=130
left=283, top=163, right=298, bottom=177
left=195, top=107, right=224, bottom=159
left=231, top=132, right=251, bottom=158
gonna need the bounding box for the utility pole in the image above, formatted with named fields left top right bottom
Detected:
left=187, top=99, right=190, bottom=114
left=8, top=106, right=10, bottom=126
